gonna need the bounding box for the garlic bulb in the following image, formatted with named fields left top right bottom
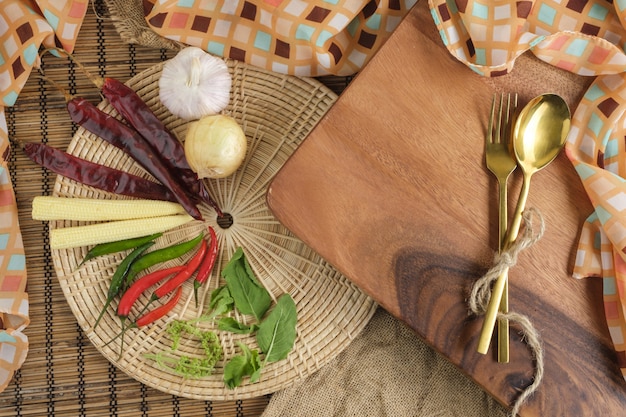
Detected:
left=184, top=115, right=247, bottom=179
left=159, top=47, right=231, bottom=120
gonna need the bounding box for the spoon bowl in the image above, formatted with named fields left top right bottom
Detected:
left=477, top=93, right=570, bottom=355
left=513, top=94, right=571, bottom=178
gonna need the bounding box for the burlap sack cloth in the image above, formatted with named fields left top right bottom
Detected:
left=99, top=1, right=587, bottom=416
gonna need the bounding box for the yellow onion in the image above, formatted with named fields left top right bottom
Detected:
left=184, top=115, right=247, bottom=179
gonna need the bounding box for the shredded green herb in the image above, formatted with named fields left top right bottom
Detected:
left=148, top=351, right=220, bottom=379
left=145, top=319, right=222, bottom=379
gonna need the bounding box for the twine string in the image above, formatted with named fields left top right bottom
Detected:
left=469, top=207, right=545, bottom=417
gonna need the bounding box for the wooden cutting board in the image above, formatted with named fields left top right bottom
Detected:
left=267, top=2, right=626, bottom=416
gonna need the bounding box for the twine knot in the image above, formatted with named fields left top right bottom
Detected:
left=469, top=207, right=545, bottom=417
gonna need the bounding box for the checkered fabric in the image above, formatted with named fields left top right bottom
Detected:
left=428, top=0, right=626, bottom=379
left=428, top=0, right=626, bottom=77
left=0, top=106, right=29, bottom=391
left=0, top=0, right=88, bottom=392
left=565, top=73, right=626, bottom=379
left=143, top=0, right=419, bottom=76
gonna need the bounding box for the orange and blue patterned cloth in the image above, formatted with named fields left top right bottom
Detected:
left=0, top=0, right=88, bottom=392
left=142, top=0, right=417, bottom=76
left=427, top=0, right=626, bottom=378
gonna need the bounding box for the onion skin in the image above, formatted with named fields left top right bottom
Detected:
left=184, top=115, right=247, bottom=179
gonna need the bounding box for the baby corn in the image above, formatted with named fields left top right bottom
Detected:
left=32, top=196, right=186, bottom=221
left=50, top=214, right=194, bottom=250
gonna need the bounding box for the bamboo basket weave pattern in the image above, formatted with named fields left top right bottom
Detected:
left=50, top=59, right=376, bottom=400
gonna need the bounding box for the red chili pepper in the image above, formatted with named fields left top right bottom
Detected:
left=101, top=78, right=223, bottom=217
left=66, top=97, right=202, bottom=220
left=23, top=142, right=178, bottom=202
left=94, top=240, right=154, bottom=329
left=117, top=265, right=185, bottom=318
left=193, top=226, right=218, bottom=307
left=135, top=286, right=183, bottom=327
left=153, top=239, right=208, bottom=300
left=111, top=265, right=184, bottom=358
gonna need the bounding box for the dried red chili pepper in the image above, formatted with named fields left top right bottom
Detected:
left=193, top=226, right=218, bottom=307
left=66, top=97, right=202, bottom=220
left=101, top=78, right=190, bottom=171
left=101, top=78, right=223, bottom=216
left=153, top=238, right=208, bottom=300
left=136, top=286, right=183, bottom=327
left=23, top=142, right=178, bottom=202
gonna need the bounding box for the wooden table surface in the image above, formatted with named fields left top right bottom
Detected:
left=267, top=2, right=626, bottom=416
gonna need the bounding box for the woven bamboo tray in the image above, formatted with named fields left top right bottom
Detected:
left=49, top=59, right=376, bottom=400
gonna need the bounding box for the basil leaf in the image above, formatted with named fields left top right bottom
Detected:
left=256, top=294, right=297, bottom=363
left=248, top=347, right=262, bottom=383
left=243, top=343, right=262, bottom=377
left=223, top=355, right=249, bottom=389
left=217, top=317, right=259, bottom=334
left=208, top=285, right=234, bottom=318
left=250, top=368, right=262, bottom=384
left=222, top=247, right=271, bottom=320
left=223, top=342, right=262, bottom=389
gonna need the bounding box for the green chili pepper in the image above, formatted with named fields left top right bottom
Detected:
left=94, top=240, right=154, bottom=329
left=123, top=232, right=204, bottom=289
left=79, top=233, right=163, bottom=267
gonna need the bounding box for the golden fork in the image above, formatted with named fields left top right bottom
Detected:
left=483, top=93, right=518, bottom=362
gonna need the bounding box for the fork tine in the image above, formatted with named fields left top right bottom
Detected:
left=486, top=94, right=496, bottom=145
left=505, top=93, right=518, bottom=152
left=494, top=94, right=504, bottom=143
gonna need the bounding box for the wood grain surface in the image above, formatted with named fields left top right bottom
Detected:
left=267, top=2, right=626, bottom=416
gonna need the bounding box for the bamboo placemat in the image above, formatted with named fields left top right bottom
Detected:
left=0, top=1, right=353, bottom=415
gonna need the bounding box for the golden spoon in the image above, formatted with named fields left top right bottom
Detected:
left=477, top=93, right=571, bottom=355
